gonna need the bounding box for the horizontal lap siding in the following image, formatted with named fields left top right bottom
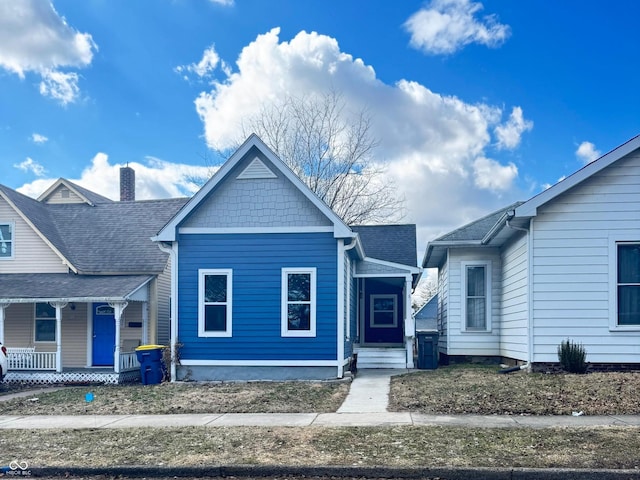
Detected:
left=531, top=152, right=640, bottom=363
left=500, top=232, right=528, bottom=360
left=178, top=232, right=338, bottom=361
left=446, top=248, right=501, bottom=356
left=437, top=258, right=448, bottom=354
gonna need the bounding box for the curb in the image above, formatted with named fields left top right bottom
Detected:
left=29, top=465, right=640, bottom=479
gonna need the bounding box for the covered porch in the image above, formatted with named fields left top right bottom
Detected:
left=0, top=274, right=156, bottom=384
left=352, top=259, right=420, bottom=369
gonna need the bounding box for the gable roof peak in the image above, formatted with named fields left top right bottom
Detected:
left=154, top=134, right=355, bottom=242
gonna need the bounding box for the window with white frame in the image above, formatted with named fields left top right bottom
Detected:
left=617, top=243, right=640, bottom=326
left=198, top=269, right=232, bottom=337
left=35, top=302, right=56, bottom=342
left=462, top=262, right=491, bottom=331
left=370, top=294, right=398, bottom=328
left=0, top=223, right=13, bottom=259
left=282, top=268, right=316, bottom=337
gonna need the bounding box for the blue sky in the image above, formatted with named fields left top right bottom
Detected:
left=1, top=0, right=639, bottom=254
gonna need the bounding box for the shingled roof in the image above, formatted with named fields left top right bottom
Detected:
left=0, top=183, right=188, bottom=275
left=351, top=224, right=418, bottom=267
left=432, top=202, right=524, bottom=243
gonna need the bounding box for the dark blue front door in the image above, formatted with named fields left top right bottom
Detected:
left=363, top=279, right=404, bottom=344
left=92, top=303, right=115, bottom=366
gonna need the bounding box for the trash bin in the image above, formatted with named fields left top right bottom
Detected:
left=416, top=331, right=439, bottom=369
left=135, top=345, right=165, bottom=385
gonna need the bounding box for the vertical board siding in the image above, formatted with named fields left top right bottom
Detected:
left=531, top=151, right=640, bottom=363
left=178, top=232, right=338, bottom=361
left=500, top=232, right=528, bottom=360
left=0, top=201, right=66, bottom=273
left=446, top=248, right=502, bottom=355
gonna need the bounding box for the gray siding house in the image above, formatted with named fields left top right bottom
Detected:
left=0, top=170, right=187, bottom=383
left=423, top=134, right=640, bottom=370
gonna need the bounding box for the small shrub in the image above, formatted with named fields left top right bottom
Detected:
left=557, top=339, right=588, bottom=373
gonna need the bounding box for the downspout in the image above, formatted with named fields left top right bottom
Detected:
left=158, top=241, right=178, bottom=382
left=337, top=239, right=346, bottom=378
left=506, top=215, right=531, bottom=371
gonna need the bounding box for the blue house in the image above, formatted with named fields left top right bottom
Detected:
left=154, top=135, right=421, bottom=381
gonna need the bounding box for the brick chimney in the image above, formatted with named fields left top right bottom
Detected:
left=120, top=165, right=135, bottom=201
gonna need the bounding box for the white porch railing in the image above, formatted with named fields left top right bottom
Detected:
left=119, top=351, right=140, bottom=372
left=7, top=348, right=56, bottom=371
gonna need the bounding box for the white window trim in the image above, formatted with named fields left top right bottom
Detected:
left=281, top=267, right=317, bottom=338
left=609, top=236, right=640, bottom=331
left=0, top=221, right=14, bottom=260
left=34, top=302, right=56, bottom=343
left=461, top=261, right=492, bottom=333
left=198, top=269, right=233, bottom=338
left=370, top=294, right=398, bottom=328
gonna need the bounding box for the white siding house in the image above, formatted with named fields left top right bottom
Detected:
left=424, top=134, right=640, bottom=370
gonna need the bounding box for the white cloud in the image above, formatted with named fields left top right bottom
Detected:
left=39, top=70, right=80, bottom=105
left=14, top=157, right=47, bottom=177
left=404, top=0, right=511, bottom=55
left=494, top=106, right=533, bottom=150
left=175, top=45, right=227, bottom=81
left=17, top=153, right=213, bottom=201
left=209, top=0, right=234, bottom=5
left=31, top=133, right=49, bottom=144
left=191, top=28, right=528, bottom=248
left=472, top=156, right=518, bottom=191
left=0, top=0, right=96, bottom=104
left=576, top=141, right=601, bottom=164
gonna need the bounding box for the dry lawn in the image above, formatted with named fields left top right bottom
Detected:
left=389, top=364, right=640, bottom=415
left=0, top=381, right=349, bottom=415
left=1, top=425, right=640, bottom=470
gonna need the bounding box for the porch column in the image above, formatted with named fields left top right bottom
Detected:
left=142, top=301, right=149, bottom=345
left=109, top=302, right=128, bottom=374
left=50, top=302, right=68, bottom=373
left=404, top=277, right=415, bottom=369
left=0, top=303, right=9, bottom=345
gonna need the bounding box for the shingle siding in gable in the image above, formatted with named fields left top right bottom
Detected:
left=181, top=154, right=332, bottom=229
left=177, top=232, right=338, bottom=361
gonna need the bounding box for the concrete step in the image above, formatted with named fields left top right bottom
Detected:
left=354, top=347, right=406, bottom=369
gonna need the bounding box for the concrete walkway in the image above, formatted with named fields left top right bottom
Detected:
left=1, top=412, right=640, bottom=429
left=1, top=370, right=640, bottom=430
left=337, top=368, right=404, bottom=413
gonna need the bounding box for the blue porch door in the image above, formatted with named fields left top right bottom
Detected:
left=92, top=303, right=115, bottom=366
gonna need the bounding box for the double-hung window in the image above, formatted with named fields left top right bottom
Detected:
left=462, top=261, right=491, bottom=332
left=35, top=303, right=56, bottom=342
left=0, top=222, right=13, bottom=259
left=617, top=243, right=640, bottom=326
left=198, top=269, right=233, bottom=337
left=370, top=295, right=398, bottom=328
left=282, top=268, right=316, bottom=337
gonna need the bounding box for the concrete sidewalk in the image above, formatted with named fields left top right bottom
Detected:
left=1, top=412, right=639, bottom=429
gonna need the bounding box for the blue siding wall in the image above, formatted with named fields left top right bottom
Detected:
left=178, top=232, right=338, bottom=361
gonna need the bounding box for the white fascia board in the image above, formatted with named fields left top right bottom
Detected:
left=178, top=226, right=335, bottom=235
left=0, top=190, right=77, bottom=273
left=180, top=359, right=339, bottom=367
left=516, top=134, right=640, bottom=218
left=361, top=257, right=421, bottom=274
left=154, top=134, right=355, bottom=242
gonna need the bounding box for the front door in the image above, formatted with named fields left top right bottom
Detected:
left=363, top=279, right=404, bottom=344
left=92, top=303, right=115, bottom=366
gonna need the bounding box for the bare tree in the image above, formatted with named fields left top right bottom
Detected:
left=412, top=277, right=437, bottom=312
left=235, top=91, right=405, bottom=225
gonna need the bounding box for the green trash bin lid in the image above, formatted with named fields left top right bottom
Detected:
left=135, top=344, right=166, bottom=350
